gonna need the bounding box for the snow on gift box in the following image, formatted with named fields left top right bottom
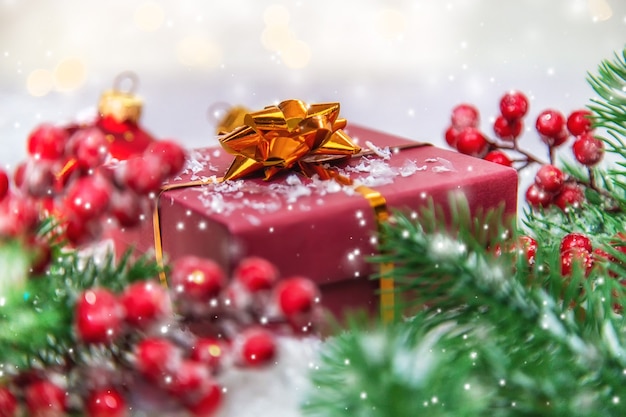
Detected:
left=110, top=99, right=518, bottom=320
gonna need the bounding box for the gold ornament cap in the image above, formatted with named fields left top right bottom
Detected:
left=98, top=72, right=143, bottom=124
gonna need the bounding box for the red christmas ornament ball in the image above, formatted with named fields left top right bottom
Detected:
left=239, top=327, right=277, bottom=367
left=483, top=150, right=512, bottom=167
left=24, top=380, right=67, bottom=416
left=170, top=256, right=225, bottom=302
left=146, top=140, right=187, bottom=177
left=499, top=91, right=529, bottom=121
left=75, top=288, right=123, bottom=344
left=27, top=123, right=69, bottom=161
left=0, top=386, right=17, bottom=417
left=450, top=104, right=479, bottom=129
left=572, top=133, right=604, bottom=166
left=567, top=109, right=593, bottom=136
left=493, top=115, right=523, bottom=141
left=85, top=388, right=128, bottom=417
left=186, top=382, right=223, bottom=417
left=455, top=127, right=489, bottom=158
left=120, top=280, right=170, bottom=328
left=535, top=164, right=565, bottom=193
left=234, top=257, right=279, bottom=293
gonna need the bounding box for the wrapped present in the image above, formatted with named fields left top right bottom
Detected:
left=110, top=100, right=518, bottom=319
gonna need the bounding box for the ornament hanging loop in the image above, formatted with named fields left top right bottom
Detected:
left=112, top=71, right=139, bottom=95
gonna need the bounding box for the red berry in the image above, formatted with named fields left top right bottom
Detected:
left=64, top=216, right=103, bottom=247
left=455, top=127, right=489, bottom=158
left=134, top=337, right=181, bottom=383
left=85, top=388, right=128, bottom=417
left=561, top=248, right=593, bottom=277
left=560, top=232, right=592, bottom=254
left=525, top=184, right=552, bottom=208
left=535, top=164, right=565, bottom=193
left=20, top=161, right=56, bottom=198
left=170, top=256, right=225, bottom=302
left=64, top=175, right=112, bottom=221
left=27, top=123, right=69, bottom=161
left=109, top=189, right=145, bottom=228
left=483, top=150, right=512, bottom=167
left=120, top=280, right=170, bottom=328
left=164, top=360, right=211, bottom=401
left=450, top=104, right=479, bottom=129
left=24, top=380, right=67, bottom=416
left=146, top=140, right=187, bottom=177
left=0, top=194, right=39, bottom=237
left=518, top=235, right=538, bottom=265
left=13, top=162, right=26, bottom=188
left=75, top=288, right=123, bottom=344
left=536, top=110, right=567, bottom=143
left=234, top=257, right=279, bottom=293
left=444, top=126, right=460, bottom=148
left=70, top=128, right=110, bottom=169
left=122, top=155, right=167, bottom=195
left=186, top=382, right=222, bottom=417
left=572, top=133, right=604, bottom=166
left=238, top=327, right=277, bottom=367
left=499, top=91, right=529, bottom=121
left=275, top=277, right=319, bottom=317
left=0, top=169, right=8, bottom=203
left=493, top=115, right=523, bottom=141
left=567, top=109, right=593, bottom=136
left=0, top=386, right=17, bottom=417
left=554, top=184, right=585, bottom=211
left=191, top=338, right=226, bottom=370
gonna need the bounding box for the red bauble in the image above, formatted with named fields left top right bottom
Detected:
left=191, top=338, right=226, bottom=370
left=120, top=280, right=170, bottom=328
left=455, top=127, right=489, bottom=158
left=0, top=169, right=8, bottom=203
left=535, top=164, right=565, bottom=193
left=493, top=115, right=523, bottom=141
left=75, top=288, right=123, bottom=344
left=450, top=104, right=479, bottom=129
left=499, top=91, right=529, bottom=121
left=275, top=277, right=319, bottom=317
left=134, top=337, right=181, bottom=383
left=554, top=184, right=585, bottom=211
left=64, top=175, right=112, bottom=221
left=85, top=388, right=128, bottom=417
left=561, top=248, right=593, bottom=277
left=69, top=128, right=110, bottom=169
left=170, top=256, right=225, bottom=302
left=164, top=360, right=211, bottom=401
left=483, top=150, right=512, bottom=167
left=109, top=189, right=145, bottom=228
left=572, top=133, right=604, bottom=166
left=27, top=123, right=69, bottom=161
left=186, top=382, right=223, bottom=417
left=0, top=386, right=17, bottom=417
left=444, top=126, right=460, bottom=148
left=567, top=109, right=593, bottom=136
left=121, top=155, right=167, bottom=195
left=96, top=117, right=154, bottom=161
left=238, top=327, right=277, bottom=367
left=234, top=257, right=279, bottom=293
left=24, top=380, right=67, bottom=416
left=560, top=232, right=592, bottom=254
left=146, top=140, right=187, bottom=177
left=525, top=184, right=552, bottom=208
left=536, top=110, right=567, bottom=143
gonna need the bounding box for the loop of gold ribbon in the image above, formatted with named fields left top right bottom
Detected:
left=155, top=100, right=403, bottom=322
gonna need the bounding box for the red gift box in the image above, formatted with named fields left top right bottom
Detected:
left=110, top=125, right=518, bottom=317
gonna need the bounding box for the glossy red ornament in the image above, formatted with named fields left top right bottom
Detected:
left=170, top=256, right=225, bottom=302
left=75, top=288, right=123, bottom=344
left=239, top=327, right=277, bottom=367
left=85, top=388, right=128, bottom=417
left=134, top=337, right=181, bottom=383
left=234, top=257, right=279, bottom=293
left=535, top=164, right=565, bottom=193
left=567, top=109, right=593, bottom=136
left=0, top=386, right=17, bottom=417
left=483, top=150, right=512, bottom=167
left=120, top=280, right=170, bottom=328
left=493, top=115, right=523, bottom=141
left=572, top=133, right=604, bottom=166
left=96, top=118, right=154, bottom=161
left=450, top=104, right=479, bottom=129
left=186, top=382, right=223, bottom=417
left=455, top=127, right=489, bottom=158
left=24, top=380, right=67, bottom=416
left=499, top=91, right=529, bottom=121
left=27, top=123, right=69, bottom=161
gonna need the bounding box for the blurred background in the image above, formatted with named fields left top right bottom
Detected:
left=1, top=0, right=624, bottom=188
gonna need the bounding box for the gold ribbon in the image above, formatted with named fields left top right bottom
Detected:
left=154, top=100, right=401, bottom=322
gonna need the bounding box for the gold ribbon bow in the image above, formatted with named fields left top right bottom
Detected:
left=218, top=99, right=361, bottom=181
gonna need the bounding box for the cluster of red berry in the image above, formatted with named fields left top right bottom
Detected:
left=0, top=256, right=321, bottom=417
left=444, top=91, right=605, bottom=211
